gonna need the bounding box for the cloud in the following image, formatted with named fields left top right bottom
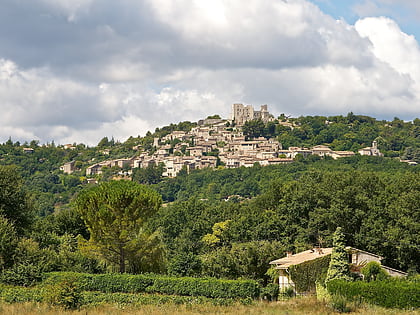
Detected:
left=356, top=17, right=420, bottom=82
left=0, top=0, right=420, bottom=145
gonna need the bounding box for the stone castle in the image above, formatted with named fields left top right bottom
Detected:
left=231, top=103, right=273, bottom=125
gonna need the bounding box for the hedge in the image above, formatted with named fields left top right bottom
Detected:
left=327, top=279, right=420, bottom=309
left=43, top=272, right=260, bottom=299
left=0, top=286, right=238, bottom=306
left=82, top=291, right=239, bottom=306
left=0, top=285, right=43, bottom=303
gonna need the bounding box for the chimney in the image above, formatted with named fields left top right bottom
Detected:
left=286, top=251, right=293, bottom=257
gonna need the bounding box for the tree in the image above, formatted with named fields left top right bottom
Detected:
left=0, top=165, right=34, bottom=235
left=97, top=136, right=110, bottom=148
left=325, top=227, right=351, bottom=283
left=242, top=119, right=265, bottom=139
left=132, top=163, right=164, bottom=185
left=0, top=216, right=18, bottom=269
left=74, top=180, right=162, bottom=273
left=361, top=261, right=389, bottom=282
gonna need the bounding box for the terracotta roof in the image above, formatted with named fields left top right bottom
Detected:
left=269, top=248, right=332, bottom=269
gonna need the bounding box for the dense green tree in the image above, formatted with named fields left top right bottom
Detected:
left=74, top=180, right=162, bottom=273
left=0, top=216, right=18, bottom=269
left=132, top=163, right=164, bottom=185
left=242, top=119, right=265, bottom=139
left=326, top=227, right=351, bottom=283
left=0, top=165, right=34, bottom=234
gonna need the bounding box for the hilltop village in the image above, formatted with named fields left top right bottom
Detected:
left=61, top=104, right=384, bottom=178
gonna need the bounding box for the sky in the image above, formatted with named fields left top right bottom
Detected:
left=1, top=0, right=420, bottom=146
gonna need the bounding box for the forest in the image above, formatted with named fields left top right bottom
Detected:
left=0, top=113, right=419, bottom=288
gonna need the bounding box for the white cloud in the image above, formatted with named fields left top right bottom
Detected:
left=355, top=17, right=420, bottom=82
left=1, top=1, right=420, bottom=145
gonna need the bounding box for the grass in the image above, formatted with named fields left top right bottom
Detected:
left=0, top=297, right=419, bottom=315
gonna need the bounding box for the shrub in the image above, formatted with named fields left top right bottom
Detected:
left=0, top=263, right=43, bottom=287
left=145, top=276, right=260, bottom=298
left=0, top=286, right=43, bottom=303
left=260, top=283, right=279, bottom=301
left=329, top=295, right=352, bottom=313
left=43, top=272, right=260, bottom=299
left=279, top=286, right=295, bottom=298
left=81, top=291, right=236, bottom=306
left=361, top=261, right=389, bottom=282
left=327, top=278, right=420, bottom=309
left=42, top=273, right=82, bottom=309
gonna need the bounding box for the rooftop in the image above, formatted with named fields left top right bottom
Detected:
left=269, top=248, right=332, bottom=269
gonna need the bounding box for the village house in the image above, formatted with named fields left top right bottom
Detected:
left=186, top=146, right=204, bottom=157
left=63, top=144, right=76, bottom=150
left=358, top=141, right=383, bottom=156
left=312, top=145, right=333, bottom=157
left=288, top=147, right=312, bottom=159
left=83, top=104, right=392, bottom=179
left=86, top=163, right=103, bottom=176
left=60, top=161, right=76, bottom=174
left=269, top=247, right=407, bottom=293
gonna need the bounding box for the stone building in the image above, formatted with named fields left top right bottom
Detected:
left=231, top=103, right=272, bottom=125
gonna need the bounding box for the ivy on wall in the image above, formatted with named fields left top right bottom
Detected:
left=289, top=255, right=331, bottom=293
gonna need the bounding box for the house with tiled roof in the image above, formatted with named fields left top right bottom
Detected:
left=269, top=247, right=407, bottom=293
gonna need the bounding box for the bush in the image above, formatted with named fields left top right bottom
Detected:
left=329, top=295, right=352, bottom=313
left=260, top=283, right=279, bottom=301
left=145, top=276, right=260, bottom=298
left=0, top=286, right=43, bottom=303
left=43, top=272, right=260, bottom=299
left=279, top=286, right=295, bottom=299
left=0, top=263, right=43, bottom=287
left=81, top=291, right=236, bottom=306
left=327, top=278, right=420, bottom=309
left=42, top=273, right=82, bottom=309
left=361, top=261, right=389, bottom=282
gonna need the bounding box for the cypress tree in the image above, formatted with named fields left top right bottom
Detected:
left=325, top=227, right=351, bottom=283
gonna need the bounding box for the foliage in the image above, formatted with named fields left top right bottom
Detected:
left=289, top=254, right=331, bottom=293
left=132, top=163, right=164, bottom=185
left=329, top=294, right=352, bottom=313
left=200, top=241, right=286, bottom=280
left=327, top=278, right=420, bottom=309
left=82, top=291, right=238, bottom=306
left=43, top=272, right=260, bottom=299
left=146, top=276, right=259, bottom=299
left=279, top=286, right=295, bottom=298
left=0, top=165, right=34, bottom=234
left=0, top=285, right=43, bottom=303
left=0, top=263, right=43, bottom=287
left=0, top=285, right=240, bottom=307
left=152, top=164, right=420, bottom=274
left=260, top=283, right=279, bottom=301
left=167, top=252, right=202, bottom=277
left=202, top=220, right=232, bottom=247
left=42, top=273, right=82, bottom=309
left=0, top=216, right=18, bottom=269
left=0, top=237, right=59, bottom=286
left=242, top=119, right=266, bottom=139
left=74, top=180, right=163, bottom=273
left=326, top=227, right=351, bottom=283
left=361, top=261, right=390, bottom=282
